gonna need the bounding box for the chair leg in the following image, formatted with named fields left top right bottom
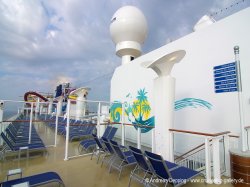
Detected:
left=128, top=174, right=132, bottom=187
left=100, top=154, right=107, bottom=167
left=90, top=148, right=96, bottom=160
left=118, top=167, right=124, bottom=180
left=97, top=153, right=101, bottom=164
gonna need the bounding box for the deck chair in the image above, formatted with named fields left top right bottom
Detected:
left=109, top=140, right=136, bottom=180
left=0, top=171, right=65, bottom=187
left=79, top=126, right=112, bottom=150
left=1, top=132, right=46, bottom=159
left=144, top=151, right=200, bottom=187
left=90, top=134, right=107, bottom=163
left=128, top=146, right=154, bottom=187
left=78, top=126, right=117, bottom=153
left=101, top=137, right=116, bottom=168
left=69, top=125, right=96, bottom=141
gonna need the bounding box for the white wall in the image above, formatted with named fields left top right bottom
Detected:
left=110, top=8, right=250, bottom=152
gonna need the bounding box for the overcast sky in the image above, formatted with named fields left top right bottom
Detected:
left=0, top=0, right=249, bottom=101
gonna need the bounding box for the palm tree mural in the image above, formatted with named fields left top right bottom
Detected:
left=109, top=88, right=212, bottom=133
left=130, top=88, right=154, bottom=133
left=135, top=88, right=148, bottom=121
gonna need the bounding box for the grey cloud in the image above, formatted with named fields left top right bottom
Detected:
left=0, top=0, right=249, bottom=101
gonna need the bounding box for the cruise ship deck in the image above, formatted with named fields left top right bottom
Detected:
left=0, top=121, right=234, bottom=187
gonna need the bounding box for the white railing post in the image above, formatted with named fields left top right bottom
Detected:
left=137, top=127, right=141, bottom=149
left=212, top=137, right=221, bottom=184
left=97, top=102, right=101, bottom=138
left=205, top=137, right=212, bottom=184
left=169, top=131, right=174, bottom=162
left=54, top=103, right=59, bottom=147
left=28, top=103, right=33, bottom=144
left=121, top=103, right=125, bottom=146
left=224, top=135, right=231, bottom=177
left=247, top=128, right=250, bottom=150
left=0, top=100, right=4, bottom=145
left=64, top=99, right=71, bottom=161
left=152, top=128, right=155, bottom=152
left=234, top=46, right=247, bottom=152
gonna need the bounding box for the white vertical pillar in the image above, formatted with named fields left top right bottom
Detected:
left=154, top=75, right=175, bottom=160
left=224, top=135, right=231, bottom=177
left=97, top=102, right=101, bottom=138
left=39, top=102, right=43, bottom=115
left=247, top=129, right=250, bottom=150
left=169, top=131, right=174, bottom=162
left=76, top=94, right=85, bottom=120
left=0, top=101, right=4, bottom=145
left=35, top=98, right=40, bottom=114
left=57, top=97, right=63, bottom=116
left=54, top=103, right=59, bottom=147
left=121, top=103, right=125, bottom=146
left=48, top=98, right=53, bottom=115
left=137, top=127, right=141, bottom=149
left=29, top=103, right=34, bottom=144
left=141, top=50, right=186, bottom=160
left=100, top=105, right=109, bottom=137
left=64, top=99, right=71, bottom=161
left=151, top=128, right=156, bottom=152
left=212, top=137, right=221, bottom=184
left=205, top=138, right=212, bottom=184
left=234, top=46, right=247, bottom=152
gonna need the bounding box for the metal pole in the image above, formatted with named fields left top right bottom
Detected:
left=54, top=103, right=59, bottom=147
left=205, top=137, right=212, bottom=184
left=121, top=103, right=125, bottom=146
left=151, top=128, right=156, bottom=152
left=64, top=99, right=71, bottom=161
left=97, top=102, right=101, bottom=138
left=169, top=131, right=174, bottom=162
left=0, top=100, right=4, bottom=145
left=224, top=135, right=231, bottom=177
left=29, top=103, right=33, bottom=144
left=212, top=137, right=221, bottom=184
left=234, top=46, right=247, bottom=152
left=137, top=127, right=141, bottom=149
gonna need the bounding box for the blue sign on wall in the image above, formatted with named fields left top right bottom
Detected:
left=213, top=62, right=238, bottom=93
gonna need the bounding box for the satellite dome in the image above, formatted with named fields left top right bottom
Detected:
left=110, top=6, right=148, bottom=60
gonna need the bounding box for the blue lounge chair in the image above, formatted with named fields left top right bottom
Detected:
left=0, top=171, right=65, bottom=187
left=69, top=125, right=96, bottom=141
left=78, top=126, right=117, bottom=153
left=101, top=137, right=116, bottom=168
left=144, top=151, right=200, bottom=187
left=128, top=146, right=155, bottom=187
left=109, top=140, right=136, bottom=179
left=90, top=134, right=107, bottom=163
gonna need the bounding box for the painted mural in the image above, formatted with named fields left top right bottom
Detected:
left=110, top=88, right=212, bottom=133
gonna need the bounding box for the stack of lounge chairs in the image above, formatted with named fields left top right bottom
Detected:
left=1, top=118, right=46, bottom=160
left=45, top=116, right=97, bottom=141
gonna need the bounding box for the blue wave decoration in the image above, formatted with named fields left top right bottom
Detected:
left=175, top=98, right=212, bottom=111
left=133, top=116, right=155, bottom=133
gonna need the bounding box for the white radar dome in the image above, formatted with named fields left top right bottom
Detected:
left=110, top=6, right=148, bottom=60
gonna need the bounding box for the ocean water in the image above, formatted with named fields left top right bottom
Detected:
left=2, top=110, right=17, bottom=120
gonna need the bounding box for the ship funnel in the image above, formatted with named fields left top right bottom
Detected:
left=193, top=15, right=215, bottom=31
